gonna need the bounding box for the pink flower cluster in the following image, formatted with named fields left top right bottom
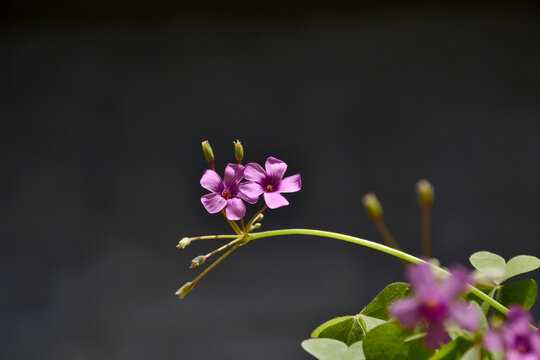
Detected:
left=200, top=157, right=302, bottom=220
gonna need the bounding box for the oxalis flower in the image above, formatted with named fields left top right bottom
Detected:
left=242, top=157, right=302, bottom=209
left=484, top=306, right=540, bottom=360
left=389, top=262, right=479, bottom=349
left=200, top=163, right=258, bottom=220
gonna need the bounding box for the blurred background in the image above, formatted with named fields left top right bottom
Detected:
left=2, top=1, right=540, bottom=359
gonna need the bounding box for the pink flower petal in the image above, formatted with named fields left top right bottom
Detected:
left=223, top=163, right=244, bottom=187
left=243, top=162, right=267, bottom=183
left=390, top=298, right=422, bottom=328
left=265, top=157, right=287, bottom=180
left=278, top=174, right=301, bottom=193
left=449, top=301, right=479, bottom=331
left=238, top=182, right=263, bottom=204
left=424, top=321, right=450, bottom=349
left=201, top=193, right=227, bottom=213
left=263, top=192, right=289, bottom=209
left=483, top=330, right=504, bottom=352
left=225, top=198, right=246, bottom=220
left=407, top=263, right=436, bottom=298
left=200, top=170, right=223, bottom=193
left=440, top=265, right=472, bottom=298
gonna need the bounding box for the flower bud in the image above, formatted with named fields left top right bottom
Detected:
left=251, top=223, right=261, bottom=230
left=362, top=192, right=383, bottom=220
left=416, top=179, right=434, bottom=206
left=255, top=213, right=264, bottom=222
left=201, top=140, right=214, bottom=165
left=177, top=237, right=191, bottom=249
left=234, top=140, right=243, bottom=163
left=175, top=281, right=193, bottom=299
left=190, top=255, right=206, bottom=268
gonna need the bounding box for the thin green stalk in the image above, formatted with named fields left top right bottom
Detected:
left=247, top=228, right=510, bottom=315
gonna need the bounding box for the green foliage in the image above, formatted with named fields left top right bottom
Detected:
left=360, top=282, right=411, bottom=320
left=470, top=251, right=540, bottom=284
left=502, top=255, right=540, bottom=282
left=470, top=252, right=506, bottom=274
left=428, top=337, right=474, bottom=360
left=301, top=339, right=365, bottom=360
left=362, top=322, right=411, bottom=360
left=311, top=316, right=365, bottom=346
left=496, top=278, right=537, bottom=310
left=311, top=283, right=410, bottom=345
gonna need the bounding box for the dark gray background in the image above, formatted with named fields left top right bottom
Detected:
left=2, top=2, right=540, bottom=359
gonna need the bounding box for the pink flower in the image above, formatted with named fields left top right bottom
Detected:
left=390, top=263, right=479, bottom=349
left=483, top=306, right=540, bottom=360
left=200, top=164, right=258, bottom=220
left=242, top=157, right=302, bottom=209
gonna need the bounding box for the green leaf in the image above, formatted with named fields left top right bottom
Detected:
left=428, top=337, right=474, bottom=360
left=496, top=279, right=537, bottom=310
left=361, top=282, right=411, bottom=320
left=311, top=316, right=365, bottom=346
left=502, top=255, right=540, bottom=282
left=301, top=339, right=365, bottom=360
left=460, top=346, right=481, bottom=360
left=358, top=314, right=387, bottom=332
left=469, top=251, right=505, bottom=273
left=407, top=337, right=433, bottom=360
left=362, top=322, right=410, bottom=360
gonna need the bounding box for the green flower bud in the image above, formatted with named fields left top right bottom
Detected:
left=175, top=281, right=193, bottom=299
left=255, top=213, right=264, bottom=222
left=190, top=255, right=206, bottom=268
left=201, top=140, right=214, bottom=165
left=177, top=237, right=191, bottom=249
left=362, top=192, right=383, bottom=220
left=251, top=223, right=261, bottom=230
left=234, top=140, right=244, bottom=163
left=416, top=179, right=434, bottom=206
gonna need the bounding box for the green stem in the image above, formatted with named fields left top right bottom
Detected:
left=247, top=228, right=509, bottom=315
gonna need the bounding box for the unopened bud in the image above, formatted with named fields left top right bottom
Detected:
left=416, top=179, right=434, bottom=206
left=175, top=281, right=194, bottom=299
left=255, top=213, right=264, bottom=222
left=251, top=223, right=261, bottom=230
left=362, top=192, right=383, bottom=220
left=234, top=140, right=244, bottom=163
left=201, top=140, right=214, bottom=165
left=177, top=237, right=191, bottom=249
left=190, top=255, right=206, bottom=268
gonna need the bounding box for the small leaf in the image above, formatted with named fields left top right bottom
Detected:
left=496, top=279, right=537, bottom=310
left=502, top=255, right=540, bottom=282
left=301, top=339, right=365, bottom=360
left=302, top=338, right=348, bottom=359
left=469, top=252, right=505, bottom=273
left=343, top=341, right=366, bottom=360
left=360, top=282, right=411, bottom=320
left=311, top=316, right=365, bottom=346
left=362, top=322, right=410, bottom=360
left=358, top=314, right=386, bottom=332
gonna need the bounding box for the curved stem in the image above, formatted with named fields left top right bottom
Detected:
left=247, top=228, right=509, bottom=315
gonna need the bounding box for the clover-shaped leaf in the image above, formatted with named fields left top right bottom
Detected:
left=501, top=255, right=540, bottom=283
left=311, top=316, right=365, bottom=346
left=469, top=251, right=505, bottom=274
left=301, top=339, right=365, bottom=360
left=362, top=322, right=411, bottom=360
left=360, top=282, right=411, bottom=320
